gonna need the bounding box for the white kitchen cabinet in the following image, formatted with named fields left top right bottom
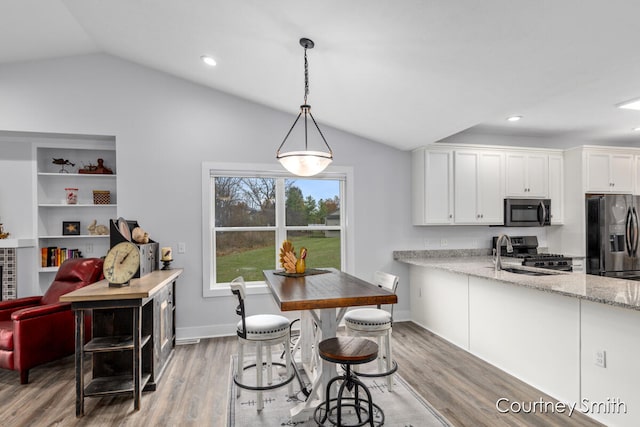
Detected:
left=634, top=155, right=640, bottom=196
left=585, top=151, right=633, bottom=193
left=454, top=150, right=504, bottom=224
left=36, top=142, right=117, bottom=290
left=505, top=152, right=548, bottom=197
left=548, top=154, right=564, bottom=224
left=411, top=148, right=453, bottom=225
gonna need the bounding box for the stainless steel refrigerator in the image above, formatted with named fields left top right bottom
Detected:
left=586, top=194, right=640, bottom=279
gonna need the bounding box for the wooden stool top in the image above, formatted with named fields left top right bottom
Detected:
left=318, top=337, right=378, bottom=365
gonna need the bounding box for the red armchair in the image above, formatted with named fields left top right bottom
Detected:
left=0, top=257, right=103, bottom=384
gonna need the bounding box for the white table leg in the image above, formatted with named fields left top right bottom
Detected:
left=290, top=307, right=337, bottom=422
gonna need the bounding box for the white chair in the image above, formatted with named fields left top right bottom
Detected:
left=344, top=271, right=399, bottom=391
left=230, top=276, right=294, bottom=411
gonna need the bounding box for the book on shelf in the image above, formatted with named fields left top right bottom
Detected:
left=41, top=247, right=82, bottom=267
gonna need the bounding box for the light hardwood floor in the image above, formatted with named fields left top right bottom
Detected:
left=0, top=321, right=603, bottom=427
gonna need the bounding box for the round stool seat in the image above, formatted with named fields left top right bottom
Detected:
left=238, top=314, right=290, bottom=340
left=344, top=308, right=392, bottom=332
left=318, top=337, right=378, bottom=365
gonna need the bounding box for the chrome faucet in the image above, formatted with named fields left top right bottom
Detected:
left=494, top=234, right=513, bottom=272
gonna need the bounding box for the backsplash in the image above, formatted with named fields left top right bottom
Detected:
left=0, top=248, right=17, bottom=300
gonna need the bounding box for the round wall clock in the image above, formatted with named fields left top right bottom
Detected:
left=103, top=241, right=140, bottom=287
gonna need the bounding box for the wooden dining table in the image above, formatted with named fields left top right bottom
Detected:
left=262, top=268, right=397, bottom=422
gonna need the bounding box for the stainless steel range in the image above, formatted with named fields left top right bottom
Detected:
left=492, top=235, right=573, bottom=272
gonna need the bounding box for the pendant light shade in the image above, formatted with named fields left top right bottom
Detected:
left=276, top=38, right=333, bottom=176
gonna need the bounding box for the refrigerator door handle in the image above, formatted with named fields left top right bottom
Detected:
left=633, top=207, right=639, bottom=256
left=626, top=207, right=633, bottom=257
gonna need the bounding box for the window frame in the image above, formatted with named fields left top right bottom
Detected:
left=201, top=162, right=354, bottom=297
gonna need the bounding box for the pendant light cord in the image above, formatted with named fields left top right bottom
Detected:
left=304, top=46, right=309, bottom=105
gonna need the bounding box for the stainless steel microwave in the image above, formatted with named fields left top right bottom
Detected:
left=504, top=198, right=551, bottom=227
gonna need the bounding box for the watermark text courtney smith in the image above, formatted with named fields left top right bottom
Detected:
left=496, top=397, right=627, bottom=416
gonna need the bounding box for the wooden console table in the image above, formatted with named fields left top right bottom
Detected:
left=61, top=268, right=183, bottom=416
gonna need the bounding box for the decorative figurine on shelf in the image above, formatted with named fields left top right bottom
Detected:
left=52, top=158, right=75, bottom=173
left=161, top=247, right=173, bottom=270
left=65, top=188, right=78, bottom=204
left=0, top=223, right=9, bottom=239
left=132, top=227, right=149, bottom=244
left=87, top=219, right=108, bottom=235
left=78, top=158, right=113, bottom=174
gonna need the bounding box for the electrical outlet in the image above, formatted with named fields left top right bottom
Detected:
left=178, top=242, right=186, bottom=254
left=85, top=243, right=93, bottom=254
left=440, top=239, right=448, bottom=247
left=595, top=349, right=606, bottom=368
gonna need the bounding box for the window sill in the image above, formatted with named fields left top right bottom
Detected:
left=205, top=281, right=271, bottom=298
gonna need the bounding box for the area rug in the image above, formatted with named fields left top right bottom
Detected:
left=227, top=355, right=452, bottom=426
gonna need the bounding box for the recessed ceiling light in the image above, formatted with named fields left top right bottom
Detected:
left=617, top=98, right=640, bottom=110
left=633, top=127, right=640, bottom=131
left=506, top=115, right=522, bottom=122
left=201, top=55, right=217, bottom=67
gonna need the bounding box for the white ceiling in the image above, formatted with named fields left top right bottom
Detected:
left=2, top=0, right=640, bottom=150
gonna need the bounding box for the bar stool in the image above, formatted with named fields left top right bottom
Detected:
left=230, top=276, right=295, bottom=411
left=344, top=271, right=398, bottom=391
left=313, top=337, right=384, bottom=427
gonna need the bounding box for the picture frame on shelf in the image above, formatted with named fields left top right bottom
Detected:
left=62, top=221, right=81, bottom=236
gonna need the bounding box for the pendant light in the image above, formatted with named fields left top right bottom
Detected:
left=276, top=38, right=333, bottom=177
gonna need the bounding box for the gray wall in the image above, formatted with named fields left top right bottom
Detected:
left=0, top=53, right=419, bottom=338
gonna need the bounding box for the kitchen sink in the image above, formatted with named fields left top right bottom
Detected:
left=500, top=267, right=557, bottom=276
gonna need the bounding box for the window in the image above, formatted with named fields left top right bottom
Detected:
left=202, top=163, right=352, bottom=296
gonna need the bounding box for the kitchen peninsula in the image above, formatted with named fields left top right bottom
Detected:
left=395, top=250, right=640, bottom=427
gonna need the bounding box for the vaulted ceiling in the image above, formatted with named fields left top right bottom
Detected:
left=3, top=0, right=640, bottom=150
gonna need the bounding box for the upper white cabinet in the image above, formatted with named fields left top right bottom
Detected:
left=454, top=150, right=504, bottom=224
left=505, top=152, right=548, bottom=197
left=635, top=155, right=640, bottom=196
left=585, top=150, right=633, bottom=193
left=548, top=154, right=564, bottom=224
left=412, top=148, right=453, bottom=225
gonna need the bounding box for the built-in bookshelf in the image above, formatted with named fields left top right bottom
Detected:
left=35, top=140, right=116, bottom=288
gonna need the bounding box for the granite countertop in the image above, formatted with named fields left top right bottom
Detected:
left=393, top=250, right=640, bottom=311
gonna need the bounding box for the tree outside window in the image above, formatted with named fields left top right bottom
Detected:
left=212, top=176, right=342, bottom=284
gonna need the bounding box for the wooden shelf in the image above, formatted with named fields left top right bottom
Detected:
left=84, top=335, right=151, bottom=353
left=69, top=272, right=179, bottom=416
left=84, top=374, right=151, bottom=397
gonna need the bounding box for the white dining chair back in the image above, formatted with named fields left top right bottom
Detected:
left=229, top=276, right=294, bottom=411
left=344, top=271, right=399, bottom=391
